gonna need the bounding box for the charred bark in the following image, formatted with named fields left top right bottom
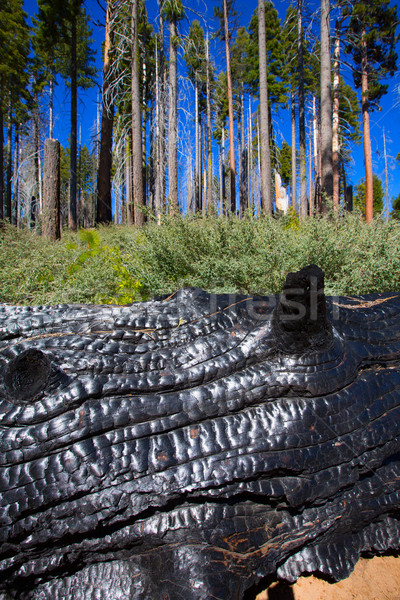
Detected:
left=0, top=265, right=400, bottom=599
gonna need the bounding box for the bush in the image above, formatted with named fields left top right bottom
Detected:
left=1, top=213, right=400, bottom=306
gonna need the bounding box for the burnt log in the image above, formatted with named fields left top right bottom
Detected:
left=0, top=265, right=399, bottom=599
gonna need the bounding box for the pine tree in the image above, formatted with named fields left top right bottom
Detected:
left=162, top=0, right=184, bottom=215
left=184, top=20, right=207, bottom=214
left=96, top=0, right=114, bottom=224
left=214, top=0, right=237, bottom=213
left=354, top=174, right=384, bottom=217
left=36, top=0, right=97, bottom=230
left=0, top=0, right=30, bottom=222
left=345, top=0, right=398, bottom=222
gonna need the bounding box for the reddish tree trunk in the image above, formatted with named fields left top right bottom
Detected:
left=362, top=30, right=373, bottom=223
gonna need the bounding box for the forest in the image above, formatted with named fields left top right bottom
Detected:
left=0, top=0, right=400, bottom=305
left=1, top=0, right=399, bottom=227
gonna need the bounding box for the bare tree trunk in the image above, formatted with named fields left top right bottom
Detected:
left=298, top=0, right=307, bottom=220
left=361, top=29, right=373, bottom=223
left=195, top=81, right=200, bottom=213
left=258, top=0, right=272, bottom=215
left=49, top=77, right=54, bottom=139
left=33, top=92, right=41, bottom=217
left=69, top=8, right=78, bottom=230
left=126, top=139, right=133, bottom=225
left=13, top=126, right=19, bottom=226
left=383, top=128, right=389, bottom=222
left=291, top=90, right=296, bottom=211
left=5, top=104, right=12, bottom=221
left=223, top=0, right=236, bottom=213
left=96, top=0, right=114, bottom=224
left=43, top=139, right=61, bottom=241
left=206, top=34, right=213, bottom=214
left=220, top=128, right=226, bottom=215
left=154, top=37, right=162, bottom=222
left=131, top=0, right=144, bottom=227
left=168, top=18, right=179, bottom=214
left=320, top=0, right=333, bottom=212
left=248, top=99, right=252, bottom=212
left=0, top=108, right=3, bottom=222
left=332, top=20, right=341, bottom=210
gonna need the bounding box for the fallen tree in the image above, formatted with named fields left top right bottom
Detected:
left=0, top=265, right=399, bottom=599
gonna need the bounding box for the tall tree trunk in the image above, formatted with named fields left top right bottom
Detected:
left=0, top=107, right=3, bottom=222
left=69, top=8, right=78, bottom=230
left=194, top=81, right=200, bottom=213
left=159, top=12, right=167, bottom=216
left=32, top=91, right=41, bottom=217
left=206, top=34, right=213, bottom=214
left=49, top=78, right=54, bottom=138
left=43, top=139, right=61, bottom=241
left=168, top=18, right=179, bottom=214
left=258, top=0, right=272, bottom=215
left=361, top=29, right=373, bottom=223
left=240, top=92, right=247, bottom=216
left=383, top=128, right=389, bottom=223
left=291, top=90, right=296, bottom=211
left=220, top=128, right=226, bottom=215
left=96, top=0, right=114, bottom=224
left=320, top=0, right=333, bottom=212
left=13, top=126, right=19, bottom=226
left=312, top=94, right=320, bottom=210
left=154, top=36, right=162, bottom=222
left=298, top=0, right=307, bottom=220
left=131, top=0, right=144, bottom=227
left=5, top=104, right=12, bottom=221
left=223, top=0, right=236, bottom=213
left=332, top=20, right=341, bottom=210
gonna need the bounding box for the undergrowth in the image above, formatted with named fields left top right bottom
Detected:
left=1, top=212, right=400, bottom=305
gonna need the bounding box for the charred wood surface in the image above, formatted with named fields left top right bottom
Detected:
left=0, top=265, right=399, bottom=599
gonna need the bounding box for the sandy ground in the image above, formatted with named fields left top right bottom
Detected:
left=254, top=555, right=400, bottom=600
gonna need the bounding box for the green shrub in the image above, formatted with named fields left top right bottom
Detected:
left=1, top=213, right=400, bottom=306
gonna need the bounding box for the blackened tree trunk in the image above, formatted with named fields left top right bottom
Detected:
left=69, top=10, right=78, bottom=230
left=320, top=0, right=333, bottom=212
left=43, top=139, right=61, bottom=241
left=96, top=0, right=114, bottom=224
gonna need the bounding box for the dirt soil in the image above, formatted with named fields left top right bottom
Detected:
left=255, top=555, right=400, bottom=600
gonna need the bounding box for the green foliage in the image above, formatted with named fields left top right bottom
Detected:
left=245, top=2, right=287, bottom=106
left=276, top=141, right=292, bottom=189
left=67, top=230, right=146, bottom=304
left=0, top=0, right=30, bottom=114
left=162, top=0, right=185, bottom=22
left=2, top=216, right=400, bottom=307
left=391, top=193, right=400, bottom=219
left=354, top=175, right=384, bottom=217
left=344, top=0, right=398, bottom=109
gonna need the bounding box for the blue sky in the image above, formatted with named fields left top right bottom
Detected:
left=23, top=0, right=400, bottom=211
